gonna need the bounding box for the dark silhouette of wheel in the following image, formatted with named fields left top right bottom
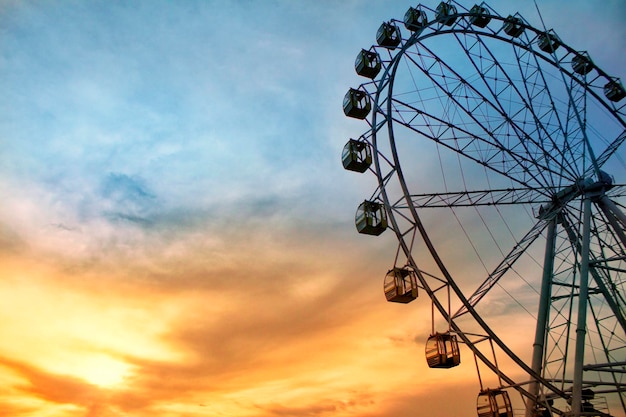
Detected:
left=342, top=2, right=626, bottom=416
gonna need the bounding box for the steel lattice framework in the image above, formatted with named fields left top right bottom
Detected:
left=342, top=2, right=626, bottom=417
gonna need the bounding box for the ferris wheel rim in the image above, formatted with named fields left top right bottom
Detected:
left=350, top=2, right=626, bottom=415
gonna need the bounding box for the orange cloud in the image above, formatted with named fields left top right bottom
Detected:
left=0, top=228, right=487, bottom=417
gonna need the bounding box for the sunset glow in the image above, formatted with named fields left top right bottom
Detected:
left=1, top=1, right=624, bottom=416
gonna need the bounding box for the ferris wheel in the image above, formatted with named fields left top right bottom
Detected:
left=341, top=2, right=626, bottom=417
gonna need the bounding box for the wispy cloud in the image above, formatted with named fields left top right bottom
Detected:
left=1, top=0, right=624, bottom=416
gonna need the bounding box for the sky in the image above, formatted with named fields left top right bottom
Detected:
left=0, top=1, right=625, bottom=416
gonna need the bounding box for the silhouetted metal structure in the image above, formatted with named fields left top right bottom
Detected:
left=342, top=1, right=626, bottom=416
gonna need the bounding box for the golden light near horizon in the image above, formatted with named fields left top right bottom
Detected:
left=56, top=353, right=133, bottom=388
left=1, top=1, right=625, bottom=416
left=0, top=259, right=189, bottom=391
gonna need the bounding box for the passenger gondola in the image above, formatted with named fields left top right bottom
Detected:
left=343, top=88, right=371, bottom=119
left=469, top=4, right=491, bottom=28
left=435, top=2, right=457, bottom=26
left=537, top=31, right=560, bottom=53
left=355, top=200, right=387, bottom=235
left=477, top=389, right=513, bottom=417
left=384, top=267, right=418, bottom=303
left=604, top=79, right=626, bottom=102
left=355, top=49, right=381, bottom=79
left=503, top=15, right=524, bottom=37
left=342, top=139, right=372, bottom=173
left=376, top=21, right=401, bottom=49
left=425, top=332, right=460, bottom=368
left=572, top=53, right=593, bottom=75
left=404, top=6, right=428, bottom=32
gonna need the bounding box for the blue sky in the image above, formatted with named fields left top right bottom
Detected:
left=0, top=1, right=625, bottom=416
left=1, top=1, right=624, bottom=244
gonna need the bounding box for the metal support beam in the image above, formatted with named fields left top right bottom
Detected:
left=526, top=217, right=557, bottom=417
left=571, top=197, right=592, bottom=416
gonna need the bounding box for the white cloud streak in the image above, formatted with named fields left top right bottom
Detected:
left=0, top=1, right=624, bottom=416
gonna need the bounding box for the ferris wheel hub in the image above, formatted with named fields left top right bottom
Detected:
left=536, top=173, right=615, bottom=221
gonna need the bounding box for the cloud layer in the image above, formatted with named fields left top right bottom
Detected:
left=1, top=1, right=624, bottom=416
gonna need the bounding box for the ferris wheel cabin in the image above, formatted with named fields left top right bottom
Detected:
left=503, top=16, right=524, bottom=37
left=537, top=32, right=560, bottom=53
left=404, top=6, right=428, bottom=32
left=572, top=53, right=594, bottom=75
left=477, top=389, right=513, bottom=417
left=376, top=21, right=401, bottom=49
left=469, top=4, right=491, bottom=28
left=384, top=267, right=418, bottom=303
left=435, top=2, right=458, bottom=26
left=355, top=49, right=381, bottom=79
left=355, top=200, right=387, bottom=235
left=343, top=88, right=371, bottom=119
left=342, top=139, right=372, bottom=173
left=425, top=332, right=461, bottom=368
left=604, top=79, right=626, bottom=102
